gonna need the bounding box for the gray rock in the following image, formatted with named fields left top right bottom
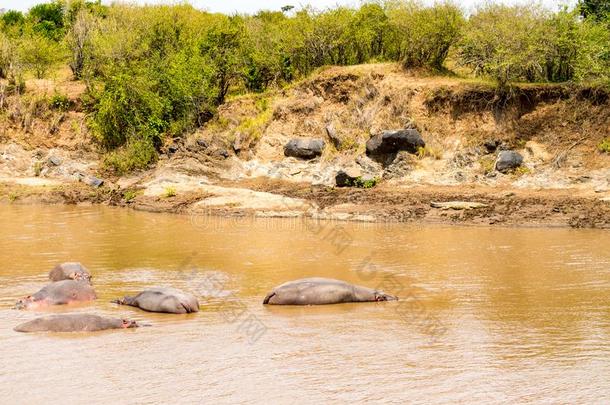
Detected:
left=284, top=138, right=325, bottom=160
left=325, top=125, right=342, bottom=149
left=366, top=129, right=425, bottom=156
left=77, top=173, right=104, bottom=188
left=196, top=138, right=208, bottom=148
left=47, top=156, right=62, bottom=166
left=85, top=176, right=104, bottom=188
left=495, top=150, right=524, bottom=173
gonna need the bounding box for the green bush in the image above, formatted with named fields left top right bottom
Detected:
left=19, top=33, right=64, bottom=78
left=28, top=1, right=65, bottom=40
left=599, top=138, right=610, bottom=153
left=457, top=4, right=610, bottom=85
left=457, top=4, right=550, bottom=85
left=50, top=93, right=70, bottom=110
left=102, top=138, right=158, bottom=174
left=3, top=1, right=609, bottom=175
left=386, top=1, right=464, bottom=70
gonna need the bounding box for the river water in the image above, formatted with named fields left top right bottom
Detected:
left=0, top=205, right=608, bottom=404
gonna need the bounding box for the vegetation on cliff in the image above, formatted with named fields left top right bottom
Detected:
left=0, top=0, right=609, bottom=173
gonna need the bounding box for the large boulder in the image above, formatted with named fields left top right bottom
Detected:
left=495, top=150, right=524, bottom=173
left=284, top=138, right=325, bottom=160
left=366, top=129, right=425, bottom=156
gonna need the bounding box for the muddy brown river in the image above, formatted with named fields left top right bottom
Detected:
left=0, top=205, right=609, bottom=404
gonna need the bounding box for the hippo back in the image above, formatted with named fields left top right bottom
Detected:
left=33, top=280, right=97, bottom=305
left=49, top=262, right=92, bottom=283
left=132, top=288, right=199, bottom=314
left=15, top=314, right=126, bottom=333
left=265, top=278, right=363, bottom=305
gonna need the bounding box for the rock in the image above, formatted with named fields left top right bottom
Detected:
left=325, top=124, right=342, bottom=149
left=335, top=168, right=376, bottom=188
left=335, top=168, right=362, bottom=187
left=85, top=176, right=104, bottom=188
left=355, top=155, right=380, bottom=173
left=495, top=150, right=523, bottom=173
left=366, top=129, right=425, bottom=156
left=196, top=138, right=208, bottom=148
left=77, top=173, right=104, bottom=188
left=431, top=201, right=489, bottom=210
left=47, top=156, right=62, bottom=166
left=483, top=140, right=500, bottom=153
left=211, top=149, right=230, bottom=159
left=233, top=132, right=247, bottom=154
left=284, top=138, right=325, bottom=160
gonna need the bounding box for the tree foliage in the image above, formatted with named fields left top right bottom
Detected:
left=1, top=1, right=609, bottom=172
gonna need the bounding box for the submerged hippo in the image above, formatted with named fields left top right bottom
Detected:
left=49, top=262, right=92, bottom=283
left=15, top=280, right=97, bottom=310
left=263, top=278, right=398, bottom=305
left=14, top=314, right=139, bottom=333
left=112, top=287, right=199, bottom=314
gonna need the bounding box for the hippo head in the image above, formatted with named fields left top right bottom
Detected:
left=69, top=272, right=92, bottom=283
left=121, top=319, right=139, bottom=328
left=14, top=296, right=34, bottom=310
left=374, top=291, right=398, bottom=302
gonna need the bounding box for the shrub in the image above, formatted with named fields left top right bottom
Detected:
left=122, top=189, right=138, bottom=201
left=102, top=138, right=158, bottom=174
left=457, top=4, right=550, bottom=85
left=163, top=186, right=176, bottom=198
left=28, top=1, right=65, bottom=40
left=599, top=138, right=610, bottom=153
left=50, top=93, right=70, bottom=110
left=19, top=33, right=64, bottom=79
left=386, top=1, right=464, bottom=70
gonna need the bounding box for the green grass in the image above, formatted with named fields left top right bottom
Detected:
left=122, top=189, right=138, bottom=201
left=599, top=138, right=610, bottom=153
left=163, top=186, right=177, bottom=198
left=343, top=176, right=380, bottom=189
left=416, top=146, right=443, bottom=160
left=33, top=161, right=43, bottom=177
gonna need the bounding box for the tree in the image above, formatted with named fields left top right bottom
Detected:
left=1, top=10, right=25, bottom=29
left=28, top=1, right=65, bottom=40
left=200, top=17, right=245, bottom=104
left=579, top=0, right=610, bottom=21
left=19, top=33, right=64, bottom=78
left=66, top=8, right=96, bottom=79
left=457, top=5, right=549, bottom=85
left=388, top=1, right=464, bottom=70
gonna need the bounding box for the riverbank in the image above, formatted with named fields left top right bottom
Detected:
left=0, top=64, right=608, bottom=228
left=1, top=177, right=608, bottom=228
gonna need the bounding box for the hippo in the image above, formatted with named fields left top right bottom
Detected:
left=49, top=262, right=92, bottom=283
left=15, top=280, right=97, bottom=310
left=14, top=314, right=139, bottom=333
left=112, top=287, right=199, bottom=314
left=263, top=277, right=398, bottom=305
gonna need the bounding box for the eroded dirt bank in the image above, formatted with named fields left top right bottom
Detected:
left=0, top=64, right=608, bottom=228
